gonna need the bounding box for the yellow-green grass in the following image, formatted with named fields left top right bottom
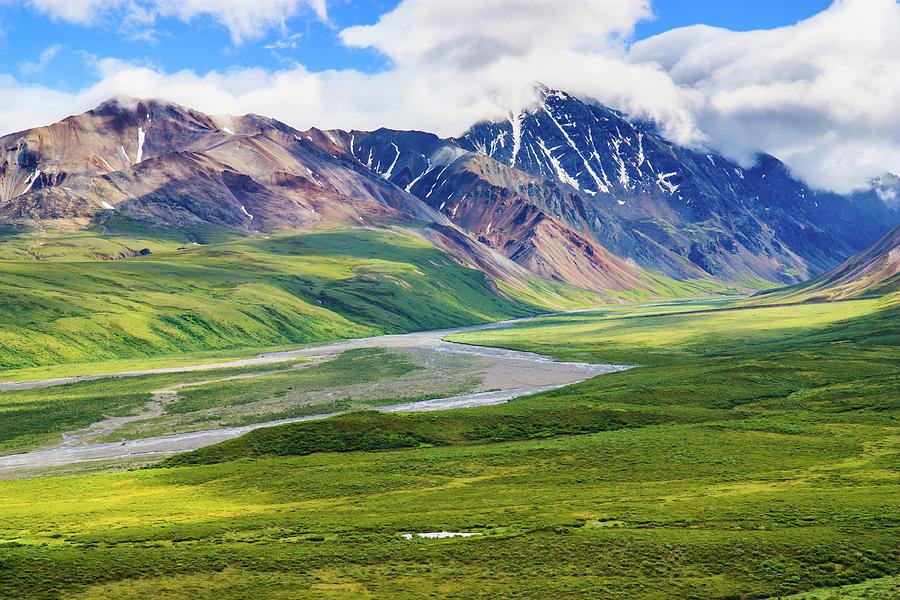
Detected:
left=606, top=269, right=750, bottom=302
left=0, top=224, right=185, bottom=262
left=0, top=413, right=896, bottom=599
left=0, top=344, right=301, bottom=383
left=1, top=292, right=897, bottom=598
left=777, top=575, right=900, bottom=599
left=0, top=228, right=551, bottom=371
left=747, top=266, right=900, bottom=307
left=448, top=297, right=882, bottom=365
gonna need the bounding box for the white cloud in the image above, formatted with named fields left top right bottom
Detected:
left=0, top=0, right=659, bottom=137
left=152, top=0, right=327, bottom=43
left=2, top=0, right=900, bottom=193
left=629, top=0, right=900, bottom=192
left=20, top=44, right=63, bottom=75
left=25, top=0, right=110, bottom=25
left=264, top=32, right=303, bottom=50
left=23, top=0, right=327, bottom=43
left=331, top=0, right=670, bottom=132
left=340, top=0, right=651, bottom=68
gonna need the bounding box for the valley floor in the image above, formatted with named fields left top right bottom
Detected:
left=0, top=297, right=897, bottom=599
left=0, top=315, right=626, bottom=476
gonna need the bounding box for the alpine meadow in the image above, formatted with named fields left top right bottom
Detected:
left=0, top=1, right=898, bottom=599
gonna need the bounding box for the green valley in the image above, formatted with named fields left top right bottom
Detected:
left=0, top=41, right=898, bottom=600
left=0, top=297, right=896, bottom=599
left=0, top=227, right=562, bottom=371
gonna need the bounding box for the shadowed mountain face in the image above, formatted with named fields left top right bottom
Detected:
left=755, top=224, right=900, bottom=302
left=2, top=92, right=898, bottom=296
left=0, top=96, right=657, bottom=296
left=348, top=87, right=900, bottom=284
left=335, top=129, right=653, bottom=292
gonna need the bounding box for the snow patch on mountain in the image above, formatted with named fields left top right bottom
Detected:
left=382, top=142, right=400, bottom=180
left=20, top=169, right=41, bottom=196
left=537, top=139, right=579, bottom=190
left=509, top=112, right=523, bottom=167
left=657, top=172, right=679, bottom=194
left=136, top=127, right=145, bottom=163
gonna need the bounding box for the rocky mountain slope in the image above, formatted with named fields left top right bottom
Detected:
left=754, top=224, right=900, bottom=302
left=0, top=98, right=434, bottom=232
left=3, top=91, right=897, bottom=298
left=0, top=97, right=680, bottom=299
left=337, top=128, right=653, bottom=292
left=348, top=87, right=900, bottom=285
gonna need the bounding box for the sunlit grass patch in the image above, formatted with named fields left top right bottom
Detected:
left=0, top=297, right=897, bottom=599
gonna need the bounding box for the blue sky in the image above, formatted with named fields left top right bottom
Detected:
left=634, top=0, right=833, bottom=36
left=1, top=1, right=832, bottom=92
left=0, top=2, right=393, bottom=91
left=0, top=0, right=897, bottom=194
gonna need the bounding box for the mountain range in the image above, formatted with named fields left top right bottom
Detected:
left=350, top=87, right=900, bottom=286
left=753, top=223, right=900, bottom=303
left=2, top=87, right=899, bottom=299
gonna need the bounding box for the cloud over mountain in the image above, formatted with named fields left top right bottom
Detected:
left=23, top=0, right=327, bottom=42
left=630, top=0, right=900, bottom=193
left=1, top=0, right=898, bottom=193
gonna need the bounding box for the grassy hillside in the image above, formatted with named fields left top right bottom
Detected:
left=0, top=221, right=743, bottom=376
left=0, top=227, right=557, bottom=371
left=0, top=347, right=478, bottom=456
left=0, top=299, right=896, bottom=599
left=749, top=274, right=900, bottom=306
left=746, top=225, right=900, bottom=305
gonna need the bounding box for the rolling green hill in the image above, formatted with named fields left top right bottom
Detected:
left=0, top=219, right=743, bottom=374
left=750, top=224, right=900, bottom=305
left=0, top=227, right=576, bottom=371
left=0, top=298, right=895, bottom=599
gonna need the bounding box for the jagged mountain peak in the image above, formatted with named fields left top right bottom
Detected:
left=871, top=172, right=900, bottom=208
left=94, top=94, right=171, bottom=114
left=0, top=97, right=442, bottom=228
left=0, top=98, right=242, bottom=203
left=532, top=86, right=628, bottom=122
left=350, top=87, right=900, bottom=285
left=458, top=87, right=669, bottom=199
left=73, top=96, right=301, bottom=145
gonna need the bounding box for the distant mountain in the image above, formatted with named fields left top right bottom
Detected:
left=0, top=96, right=678, bottom=298
left=3, top=91, right=897, bottom=297
left=754, top=224, right=900, bottom=302
left=870, top=173, right=900, bottom=211
left=349, top=86, right=900, bottom=284
left=0, top=97, right=435, bottom=231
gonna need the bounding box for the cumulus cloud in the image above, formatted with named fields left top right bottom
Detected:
left=23, top=0, right=327, bottom=43
left=630, top=0, right=900, bottom=193
left=20, top=44, right=64, bottom=75
left=330, top=0, right=688, bottom=134
left=2, top=0, right=900, bottom=193
left=0, top=0, right=661, bottom=136
left=340, top=0, right=651, bottom=68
